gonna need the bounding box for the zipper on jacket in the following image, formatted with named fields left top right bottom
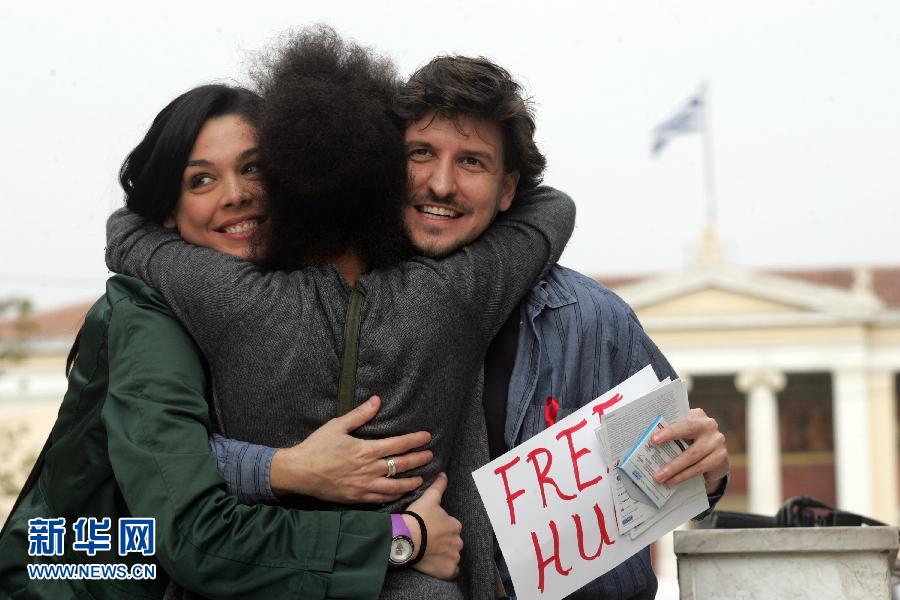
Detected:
left=336, top=287, right=365, bottom=416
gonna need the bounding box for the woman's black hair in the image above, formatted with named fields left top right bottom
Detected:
left=119, top=84, right=262, bottom=224
left=66, top=84, right=261, bottom=375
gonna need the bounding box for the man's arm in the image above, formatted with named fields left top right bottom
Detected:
left=210, top=434, right=278, bottom=505
left=211, top=397, right=433, bottom=506
left=103, top=292, right=391, bottom=598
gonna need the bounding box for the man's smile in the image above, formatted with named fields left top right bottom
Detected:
left=415, top=205, right=463, bottom=219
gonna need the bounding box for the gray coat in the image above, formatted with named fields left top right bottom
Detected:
left=106, top=186, right=575, bottom=599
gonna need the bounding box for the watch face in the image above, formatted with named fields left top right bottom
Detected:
left=389, top=535, right=414, bottom=564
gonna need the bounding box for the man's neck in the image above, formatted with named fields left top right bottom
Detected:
left=330, top=248, right=367, bottom=287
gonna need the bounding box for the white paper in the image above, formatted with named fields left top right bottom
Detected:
left=596, top=424, right=654, bottom=536
left=602, top=380, right=691, bottom=457
left=472, top=367, right=709, bottom=600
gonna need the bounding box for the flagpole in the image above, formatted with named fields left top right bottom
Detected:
left=701, top=82, right=716, bottom=229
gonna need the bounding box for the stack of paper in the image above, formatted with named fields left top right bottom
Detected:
left=595, top=378, right=708, bottom=540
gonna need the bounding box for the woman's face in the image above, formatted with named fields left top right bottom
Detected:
left=166, top=115, right=264, bottom=259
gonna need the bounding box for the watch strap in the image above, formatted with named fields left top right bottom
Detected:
left=403, top=510, right=427, bottom=566
left=390, top=513, right=411, bottom=539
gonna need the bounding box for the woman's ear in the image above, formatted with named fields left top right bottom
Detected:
left=163, top=216, right=176, bottom=229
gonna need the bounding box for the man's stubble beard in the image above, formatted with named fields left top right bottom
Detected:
left=404, top=192, right=480, bottom=259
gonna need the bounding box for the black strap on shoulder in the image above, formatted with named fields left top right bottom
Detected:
left=336, top=287, right=365, bottom=417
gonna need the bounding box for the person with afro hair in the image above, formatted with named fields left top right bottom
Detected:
left=253, top=25, right=413, bottom=276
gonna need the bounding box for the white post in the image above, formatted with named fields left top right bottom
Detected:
left=832, top=369, right=874, bottom=516
left=700, top=82, right=716, bottom=230
left=736, top=369, right=786, bottom=515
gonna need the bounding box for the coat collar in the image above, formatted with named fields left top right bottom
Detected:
left=524, top=266, right=578, bottom=317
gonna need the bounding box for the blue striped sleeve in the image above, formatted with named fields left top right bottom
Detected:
left=210, top=433, right=278, bottom=505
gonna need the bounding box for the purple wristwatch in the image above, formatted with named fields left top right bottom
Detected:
left=389, top=513, right=415, bottom=566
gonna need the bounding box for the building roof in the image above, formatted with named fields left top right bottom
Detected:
left=595, top=267, right=900, bottom=308
left=771, top=268, right=900, bottom=308
left=0, top=300, right=94, bottom=341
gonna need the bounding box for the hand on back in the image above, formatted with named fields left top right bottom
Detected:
left=270, top=395, right=432, bottom=504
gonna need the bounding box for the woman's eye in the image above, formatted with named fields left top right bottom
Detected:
left=408, top=148, right=431, bottom=160
left=243, top=161, right=262, bottom=176
left=189, top=174, right=214, bottom=189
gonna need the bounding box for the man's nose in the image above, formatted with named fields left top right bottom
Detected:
left=426, top=159, right=458, bottom=199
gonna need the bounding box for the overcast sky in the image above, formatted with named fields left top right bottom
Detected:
left=3, top=0, right=898, bottom=310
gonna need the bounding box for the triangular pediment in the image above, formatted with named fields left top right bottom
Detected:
left=638, top=286, right=807, bottom=318
left=609, top=265, right=882, bottom=325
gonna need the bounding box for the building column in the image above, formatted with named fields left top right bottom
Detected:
left=832, top=369, right=874, bottom=517
left=867, top=370, right=898, bottom=525
left=736, top=369, right=786, bottom=515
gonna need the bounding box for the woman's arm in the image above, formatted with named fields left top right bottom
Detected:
left=408, top=185, right=576, bottom=341
left=102, top=289, right=390, bottom=596
left=102, top=285, right=461, bottom=593
left=104, top=207, right=279, bottom=355
left=102, top=287, right=388, bottom=598
left=106, top=185, right=574, bottom=356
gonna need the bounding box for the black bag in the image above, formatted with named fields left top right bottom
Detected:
left=706, top=496, right=887, bottom=529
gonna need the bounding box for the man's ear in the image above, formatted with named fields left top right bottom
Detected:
left=498, top=170, right=520, bottom=212
left=162, top=216, right=177, bottom=229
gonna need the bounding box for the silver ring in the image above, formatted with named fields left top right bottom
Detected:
left=385, top=457, right=397, bottom=478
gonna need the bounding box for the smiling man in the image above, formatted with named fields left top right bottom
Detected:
left=390, top=55, right=731, bottom=600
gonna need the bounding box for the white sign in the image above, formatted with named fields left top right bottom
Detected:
left=472, top=366, right=709, bottom=600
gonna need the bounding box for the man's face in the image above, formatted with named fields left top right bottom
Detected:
left=403, top=111, right=519, bottom=257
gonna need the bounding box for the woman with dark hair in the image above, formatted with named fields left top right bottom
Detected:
left=0, top=83, right=460, bottom=599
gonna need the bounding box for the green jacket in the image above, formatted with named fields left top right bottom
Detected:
left=0, top=275, right=390, bottom=599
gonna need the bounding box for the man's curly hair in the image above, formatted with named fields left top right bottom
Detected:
left=253, top=25, right=412, bottom=271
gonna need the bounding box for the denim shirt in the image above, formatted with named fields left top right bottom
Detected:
left=501, top=265, right=676, bottom=600
left=213, top=264, right=726, bottom=599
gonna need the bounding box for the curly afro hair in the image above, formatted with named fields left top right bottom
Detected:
left=253, top=25, right=412, bottom=271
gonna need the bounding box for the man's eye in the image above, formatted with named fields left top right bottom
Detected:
left=462, top=157, right=482, bottom=167
left=408, top=148, right=431, bottom=160
left=243, top=162, right=262, bottom=176
left=189, top=174, right=214, bottom=189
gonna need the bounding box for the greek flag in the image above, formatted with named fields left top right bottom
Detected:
left=652, top=88, right=705, bottom=155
